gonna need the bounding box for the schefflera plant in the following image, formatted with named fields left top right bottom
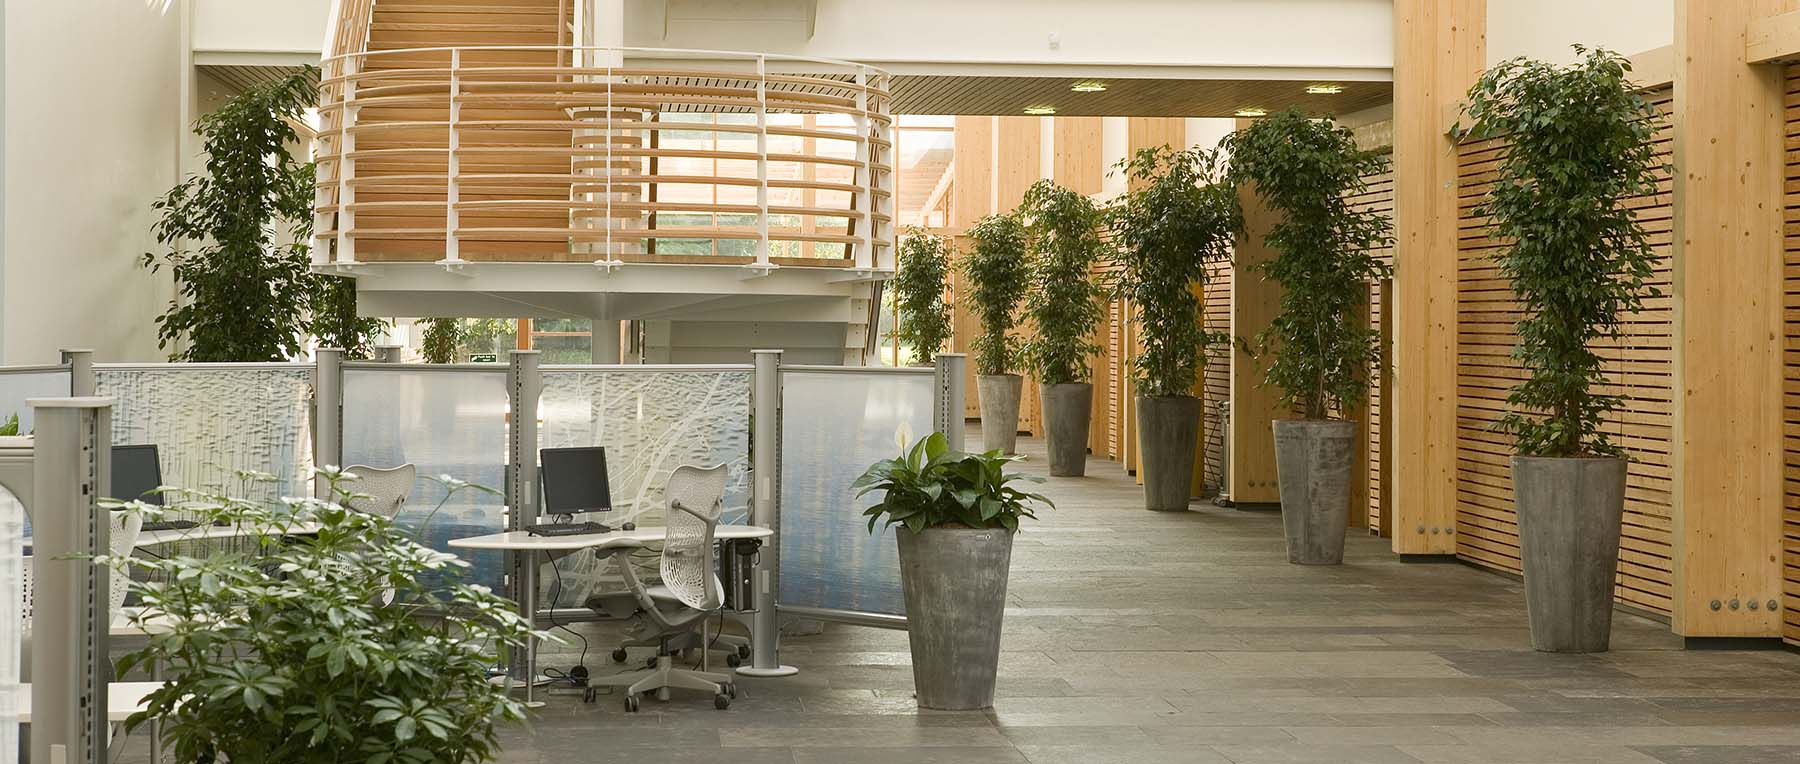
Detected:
left=893, top=228, right=954, bottom=366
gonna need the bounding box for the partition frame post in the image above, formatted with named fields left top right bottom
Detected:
left=739, top=349, right=799, bottom=677
left=60, top=349, right=94, bottom=396
left=933, top=353, right=967, bottom=447
left=374, top=344, right=404, bottom=364
left=28, top=396, right=113, bottom=764
left=314, top=348, right=344, bottom=499
left=504, top=350, right=543, bottom=694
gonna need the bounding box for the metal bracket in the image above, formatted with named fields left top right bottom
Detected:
left=436, top=258, right=474, bottom=277
left=740, top=263, right=781, bottom=280
left=593, top=259, right=627, bottom=274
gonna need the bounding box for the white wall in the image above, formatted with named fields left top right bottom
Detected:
left=3, top=0, right=185, bottom=363
left=1487, top=0, right=1674, bottom=65
left=192, top=0, right=329, bottom=55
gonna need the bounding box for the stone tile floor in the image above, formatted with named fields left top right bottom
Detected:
left=119, top=437, right=1800, bottom=763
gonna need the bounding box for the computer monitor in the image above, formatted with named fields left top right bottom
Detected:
left=539, top=446, right=612, bottom=518
left=111, top=444, right=163, bottom=506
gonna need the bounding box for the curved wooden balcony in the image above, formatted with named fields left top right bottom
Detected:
left=312, top=45, right=895, bottom=271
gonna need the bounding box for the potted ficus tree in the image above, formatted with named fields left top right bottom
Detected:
left=893, top=228, right=954, bottom=366
left=962, top=213, right=1032, bottom=453
left=854, top=432, right=1052, bottom=709
left=1456, top=47, right=1661, bottom=653
left=1223, top=109, right=1391, bottom=564
left=1108, top=145, right=1240, bottom=510
left=1018, top=180, right=1107, bottom=476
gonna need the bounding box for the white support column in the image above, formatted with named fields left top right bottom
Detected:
left=738, top=349, right=799, bottom=678
left=853, top=67, right=874, bottom=270
left=755, top=56, right=771, bottom=268
left=60, top=349, right=94, bottom=397
left=934, top=353, right=968, bottom=447
left=29, top=396, right=113, bottom=764
left=444, top=49, right=463, bottom=264
left=314, top=348, right=344, bottom=499
left=504, top=350, right=544, bottom=697
left=336, top=63, right=358, bottom=265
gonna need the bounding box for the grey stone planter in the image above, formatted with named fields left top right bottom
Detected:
left=976, top=374, right=1024, bottom=454
left=1272, top=419, right=1356, bottom=565
left=1137, top=395, right=1202, bottom=511
left=895, top=526, right=1015, bottom=710
left=1041, top=382, right=1092, bottom=477
left=1512, top=455, right=1625, bottom=653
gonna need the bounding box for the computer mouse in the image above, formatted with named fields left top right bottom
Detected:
left=621, top=522, right=636, bottom=532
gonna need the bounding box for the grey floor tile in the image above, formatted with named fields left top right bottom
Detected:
left=1632, top=745, right=1800, bottom=764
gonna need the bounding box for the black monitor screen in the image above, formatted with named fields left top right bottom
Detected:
left=112, top=444, right=163, bottom=506
left=540, top=447, right=612, bottom=515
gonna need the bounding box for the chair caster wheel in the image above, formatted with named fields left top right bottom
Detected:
left=726, top=653, right=742, bottom=668
left=611, top=648, right=628, bottom=663
left=737, top=644, right=750, bottom=659
left=582, top=687, right=597, bottom=703
left=714, top=692, right=731, bottom=710
left=725, top=682, right=738, bottom=698
left=624, top=694, right=641, bottom=712
left=645, top=657, right=659, bottom=670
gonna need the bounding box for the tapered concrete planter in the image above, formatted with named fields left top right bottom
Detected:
left=977, top=374, right=1024, bottom=454
left=1041, top=383, right=1092, bottom=477
left=1512, top=456, right=1625, bottom=653
left=896, top=526, right=1015, bottom=710
left=1137, top=395, right=1202, bottom=511
left=1272, top=419, right=1356, bottom=565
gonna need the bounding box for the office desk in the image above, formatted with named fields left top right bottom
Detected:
left=449, top=524, right=773, bottom=703
left=137, top=522, right=322, bottom=547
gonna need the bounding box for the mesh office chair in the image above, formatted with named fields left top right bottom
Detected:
left=341, top=464, right=416, bottom=518
left=23, top=509, right=145, bottom=632
left=588, top=464, right=738, bottom=711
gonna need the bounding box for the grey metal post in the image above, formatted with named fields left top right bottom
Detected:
left=29, top=396, right=113, bottom=764
left=933, top=353, right=967, bottom=448
left=504, top=350, right=543, bottom=696
left=737, top=350, right=798, bottom=677
left=314, top=349, right=344, bottom=499
left=375, top=344, right=405, bottom=364
left=60, top=349, right=95, bottom=396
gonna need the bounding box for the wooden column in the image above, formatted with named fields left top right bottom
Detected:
left=1229, top=168, right=1285, bottom=504
left=1390, top=0, right=1483, bottom=554
left=1051, top=117, right=1111, bottom=457
left=1669, top=0, right=1795, bottom=637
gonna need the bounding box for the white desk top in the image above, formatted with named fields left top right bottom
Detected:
left=448, top=524, right=771, bottom=552
left=137, top=522, right=322, bottom=547
left=8, top=681, right=162, bottom=722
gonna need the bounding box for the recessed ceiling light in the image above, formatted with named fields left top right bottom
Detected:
left=1235, top=107, right=1267, bottom=118
left=1071, top=81, right=1107, bottom=93
left=1024, top=105, right=1057, bottom=115
left=1305, top=83, right=1344, bottom=95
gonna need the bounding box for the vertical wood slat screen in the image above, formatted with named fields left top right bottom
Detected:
left=1201, top=260, right=1233, bottom=493
left=1094, top=243, right=1130, bottom=464
left=1347, top=157, right=1395, bottom=532
left=1454, top=87, right=1676, bottom=616
left=1781, top=65, right=1800, bottom=646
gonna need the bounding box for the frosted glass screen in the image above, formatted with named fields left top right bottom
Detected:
left=0, top=485, right=22, bottom=761
left=0, top=369, right=71, bottom=435
left=779, top=369, right=934, bottom=616
left=96, top=367, right=314, bottom=502
left=537, top=368, right=751, bottom=606
left=342, top=368, right=510, bottom=591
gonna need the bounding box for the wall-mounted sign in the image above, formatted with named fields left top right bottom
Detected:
left=469, top=353, right=499, bottom=363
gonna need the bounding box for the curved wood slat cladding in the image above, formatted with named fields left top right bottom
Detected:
left=1454, top=87, right=1676, bottom=616
left=1783, top=65, right=1800, bottom=646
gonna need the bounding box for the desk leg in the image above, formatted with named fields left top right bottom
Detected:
left=522, top=549, right=539, bottom=706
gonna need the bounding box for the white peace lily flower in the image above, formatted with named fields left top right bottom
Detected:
left=894, top=421, right=915, bottom=452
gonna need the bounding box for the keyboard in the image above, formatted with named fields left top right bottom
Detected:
left=140, top=520, right=199, bottom=532
left=525, top=521, right=610, bottom=537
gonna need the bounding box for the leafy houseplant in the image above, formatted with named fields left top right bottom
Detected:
left=854, top=432, right=1051, bottom=709
left=961, top=213, right=1032, bottom=453
left=1455, top=47, right=1662, bottom=652
left=421, top=318, right=464, bottom=364
left=893, top=229, right=953, bottom=366
left=1108, top=145, right=1241, bottom=510
left=1017, top=180, right=1107, bottom=476
left=145, top=66, right=383, bottom=362
left=107, top=470, right=541, bottom=762
left=1223, top=109, right=1392, bottom=563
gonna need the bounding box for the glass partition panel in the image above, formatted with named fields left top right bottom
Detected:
left=537, top=367, right=752, bottom=606
left=96, top=366, right=314, bottom=502
left=0, top=368, right=71, bottom=434
left=342, top=367, right=509, bottom=591
left=0, top=484, right=22, bottom=761
left=779, top=368, right=934, bottom=617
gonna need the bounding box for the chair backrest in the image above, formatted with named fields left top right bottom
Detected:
left=342, top=464, right=416, bottom=518
left=659, top=464, right=729, bottom=612
left=24, top=509, right=143, bottom=626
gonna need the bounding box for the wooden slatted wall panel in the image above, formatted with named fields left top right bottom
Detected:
left=1454, top=87, right=1676, bottom=615
left=1347, top=157, right=1395, bottom=532
left=1782, top=65, right=1800, bottom=646
left=1095, top=243, right=1129, bottom=464
left=1201, top=260, right=1232, bottom=492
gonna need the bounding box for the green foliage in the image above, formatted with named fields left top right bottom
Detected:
left=0, top=414, right=17, bottom=437
left=420, top=318, right=464, bottom=364
left=1223, top=109, right=1392, bottom=420
left=961, top=214, right=1031, bottom=376
left=1017, top=180, right=1106, bottom=385
left=893, top=229, right=953, bottom=366
left=1107, top=145, right=1241, bottom=398
left=104, top=470, right=542, bottom=764
left=853, top=432, right=1052, bottom=533
left=457, top=319, right=516, bottom=360
left=312, top=275, right=387, bottom=360
left=1454, top=47, right=1662, bottom=457
left=144, top=68, right=322, bottom=361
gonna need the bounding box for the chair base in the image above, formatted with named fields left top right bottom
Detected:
left=589, top=654, right=734, bottom=708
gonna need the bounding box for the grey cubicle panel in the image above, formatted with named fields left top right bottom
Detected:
left=0, top=440, right=32, bottom=519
